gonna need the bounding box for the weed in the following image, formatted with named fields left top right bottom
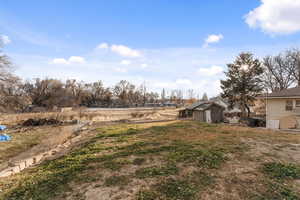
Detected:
left=165, top=142, right=226, bottom=169
left=102, top=159, right=130, bottom=170
left=256, top=181, right=300, bottom=200
left=156, top=178, right=197, bottom=200
left=136, top=190, right=160, bottom=200
left=104, top=175, right=130, bottom=187
left=188, top=171, right=215, bottom=188
left=135, top=164, right=178, bottom=178
left=263, top=162, right=300, bottom=180
left=150, top=126, right=168, bottom=134
left=96, top=128, right=140, bottom=139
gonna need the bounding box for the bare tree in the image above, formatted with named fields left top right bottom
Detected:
left=263, top=51, right=297, bottom=92
left=0, top=44, right=28, bottom=112
left=286, top=49, right=300, bottom=86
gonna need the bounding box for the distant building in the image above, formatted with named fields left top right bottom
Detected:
left=179, top=101, right=225, bottom=123
left=179, top=97, right=243, bottom=123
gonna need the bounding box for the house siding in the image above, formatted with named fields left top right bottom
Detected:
left=267, top=98, right=300, bottom=129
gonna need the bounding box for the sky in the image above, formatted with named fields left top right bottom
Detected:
left=1, top=0, right=300, bottom=98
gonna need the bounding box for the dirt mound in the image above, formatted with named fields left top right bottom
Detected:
left=22, top=118, right=62, bottom=126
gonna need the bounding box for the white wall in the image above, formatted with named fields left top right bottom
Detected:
left=266, top=98, right=300, bottom=129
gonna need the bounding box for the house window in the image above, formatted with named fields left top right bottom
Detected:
left=296, top=100, right=300, bottom=107
left=286, top=100, right=293, bottom=111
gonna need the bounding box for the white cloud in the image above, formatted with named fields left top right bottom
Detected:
left=115, top=67, right=127, bottom=73
left=111, top=44, right=141, bottom=57
left=96, top=43, right=142, bottom=58
left=120, top=60, right=131, bottom=65
left=245, top=0, right=300, bottom=35
left=203, top=34, right=223, bottom=47
left=0, top=35, right=11, bottom=45
left=69, top=56, right=85, bottom=64
left=97, top=43, right=109, bottom=49
left=198, top=65, right=223, bottom=76
left=52, top=56, right=85, bottom=65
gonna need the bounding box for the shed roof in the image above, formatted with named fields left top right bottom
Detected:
left=186, top=100, right=227, bottom=110
left=194, top=102, right=225, bottom=111
left=186, top=101, right=206, bottom=110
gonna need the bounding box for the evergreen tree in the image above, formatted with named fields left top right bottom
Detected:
left=202, top=93, right=208, bottom=101
left=221, top=52, right=264, bottom=117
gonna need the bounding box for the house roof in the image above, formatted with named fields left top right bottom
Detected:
left=267, top=87, right=300, bottom=98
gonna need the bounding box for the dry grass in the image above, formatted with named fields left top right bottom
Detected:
left=0, top=121, right=300, bottom=200
left=0, top=125, right=77, bottom=171
left=0, top=108, right=178, bottom=125
left=0, top=127, right=49, bottom=165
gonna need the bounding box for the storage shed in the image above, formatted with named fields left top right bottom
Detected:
left=192, top=102, right=224, bottom=123
left=178, top=101, right=206, bottom=118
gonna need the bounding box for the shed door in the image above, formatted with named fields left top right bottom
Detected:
left=205, top=110, right=212, bottom=123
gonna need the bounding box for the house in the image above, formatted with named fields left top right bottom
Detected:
left=264, top=87, right=300, bottom=129
left=178, top=101, right=225, bottom=123
left=192, top=102, right=224, bottom=123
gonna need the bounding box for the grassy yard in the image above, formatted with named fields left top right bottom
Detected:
left=0, top=121, right=300, bottom=200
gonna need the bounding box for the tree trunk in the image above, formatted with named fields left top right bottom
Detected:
left=240, top=103, right=247, bottom=118
left=245, top=104, right=251, bottom=117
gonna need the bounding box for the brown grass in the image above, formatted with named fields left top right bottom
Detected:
left=1, top=121, right=300, bottom=200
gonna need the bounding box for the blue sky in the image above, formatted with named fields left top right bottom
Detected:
left=1, top=0, right=300, bottom=97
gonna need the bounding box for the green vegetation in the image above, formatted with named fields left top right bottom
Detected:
left=263, top=162, right=300, bottom=179
left=156, top=178, right=197, bottom=200
left=256, top=182, right=300, bottom=200
left=135, top=164, right=178, bottom=178
left=136, top=190, right=160, bottom=200
left=102, top=159, right=130, bottom=171
left=165, top=142, right=226, bottom=169
left=136, top=171, right=215, bottom=200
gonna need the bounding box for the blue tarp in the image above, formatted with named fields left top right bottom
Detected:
left=0, top=134, right=11, bottom=141
left=0, top=125, right=7, bottom=131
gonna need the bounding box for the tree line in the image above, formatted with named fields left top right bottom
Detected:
left=221, top=49, right=300, bottom=117
left=0, top=45, right=194, bottom=112
left=1, top=39, right=300, bottom=114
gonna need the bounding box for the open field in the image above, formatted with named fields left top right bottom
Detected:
left=0, top=107, right=178, bottom=126
left=1, top=121, right=300, bottom=200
